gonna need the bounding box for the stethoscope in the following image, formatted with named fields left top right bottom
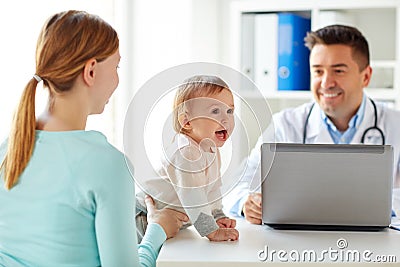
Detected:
left=303, top=98, right=385, bottom=145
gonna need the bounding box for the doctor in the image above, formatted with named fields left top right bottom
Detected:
left=228, top=24, right=400, bottom=224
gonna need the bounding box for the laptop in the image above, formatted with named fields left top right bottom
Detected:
left=261, top=143, right=393, bottom=231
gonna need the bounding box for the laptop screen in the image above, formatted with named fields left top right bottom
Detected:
left=261, top=143, right=393, bottom=229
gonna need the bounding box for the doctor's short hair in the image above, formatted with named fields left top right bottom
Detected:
left=172, top=75, right=231, bottom=134
left=304, top=24, right=370, bottom=71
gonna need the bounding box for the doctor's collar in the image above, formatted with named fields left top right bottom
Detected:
left=320, top=93, right=366, bottom=132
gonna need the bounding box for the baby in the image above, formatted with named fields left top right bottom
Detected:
left=136, top=75, right=239, bottom=242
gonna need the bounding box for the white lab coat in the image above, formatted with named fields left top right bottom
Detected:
left=225, top=97, right=400, bottom=216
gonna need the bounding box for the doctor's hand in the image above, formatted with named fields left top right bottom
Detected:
left=145, top=195, right=189, bottom=239
left=243, top=193, right=262, bottom=225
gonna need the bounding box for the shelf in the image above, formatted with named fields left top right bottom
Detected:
left=316, top=0, right=398, bottom=9
left=365, top=88, right=397, bottom=101
left=241, top=88, right=396, bottom=101
left=237, top=7, right=398, bottom=95
left=240, top=90, right=312, bottom=100
left=229, top=0, right=400, bottom=162
left=370, top=60, right=396, bottom=68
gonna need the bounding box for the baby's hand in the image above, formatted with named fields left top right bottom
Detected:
left=206, top=228, right=239, bottom=242
left=216, top=217, right=236, bottom=228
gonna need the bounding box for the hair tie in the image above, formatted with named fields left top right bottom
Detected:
left=33, top=74, right=42, bottom=83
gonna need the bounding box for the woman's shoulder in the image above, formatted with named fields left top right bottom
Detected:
left=36, top=130, right=119, bottom=152
left=55, top=131, right=133, bottom=185
left=36, top=130, right=127, bottom=169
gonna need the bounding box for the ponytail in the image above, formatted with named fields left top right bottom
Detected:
left=1, top=10, right=119, bottom=190
left=1, top=78, right=38, bottom=189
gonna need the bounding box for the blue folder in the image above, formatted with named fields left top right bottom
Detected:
left=277, top=13, right=311, bottom=91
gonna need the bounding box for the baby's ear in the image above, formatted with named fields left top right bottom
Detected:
left=178, top=112, right=192, bottom=132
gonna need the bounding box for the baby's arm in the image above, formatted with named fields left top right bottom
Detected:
left=206, top=228, right=239, bottom=241
left=216, top=217, right=237, bottom=229
left=212, top=208, right=237, bottom=229
left=187, top=211, right=239, bottom=241
left=190, top=210, right=239, bottom=241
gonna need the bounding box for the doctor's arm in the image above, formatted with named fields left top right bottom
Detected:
left=233, top=103, right=313, bottom=223
left=224, top=132, right=265, bottom=221
left=241, top=137, right=263, bottom=225
left=225, top=121, right=285, bottom=223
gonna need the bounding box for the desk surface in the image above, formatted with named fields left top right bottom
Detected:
left=157, top=218, right=400, bottom=266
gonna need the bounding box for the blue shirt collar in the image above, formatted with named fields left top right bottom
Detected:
left=321, top=94, right=366, bottom=144
left=321, top=94, right=366, bottom=132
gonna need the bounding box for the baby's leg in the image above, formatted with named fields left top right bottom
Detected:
left=135, top=192, right=148, bottom=243
left=135, top=192, right=191, bottom=242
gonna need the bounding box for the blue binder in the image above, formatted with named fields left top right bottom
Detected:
left=277, top=13, right=311, bottom=91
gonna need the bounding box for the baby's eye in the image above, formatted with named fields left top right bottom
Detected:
left=211, top=108, right=220, bottom=114
left=227, top=109, right=234, bottom=114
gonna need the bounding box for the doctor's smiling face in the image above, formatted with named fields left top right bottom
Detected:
left=310, top=44, right=372, bottom=128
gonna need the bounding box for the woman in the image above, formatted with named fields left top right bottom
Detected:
left=0, top=10, right=187, bottom=267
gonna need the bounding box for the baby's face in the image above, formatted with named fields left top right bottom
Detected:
left=186, top=89, right=235, bottom=149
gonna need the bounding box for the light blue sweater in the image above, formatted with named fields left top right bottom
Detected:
left=0, top=130, right=166, bottom=267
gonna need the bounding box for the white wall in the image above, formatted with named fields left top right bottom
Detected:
left=129, top=0, right=221, bottom=92
left=122, top=0, right=223, bottom=152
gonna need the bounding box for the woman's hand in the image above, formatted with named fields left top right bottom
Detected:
left=145, top=195, right=189, bottom=239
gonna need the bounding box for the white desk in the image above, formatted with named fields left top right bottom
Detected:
left=157, top=218, right=400, bottom=266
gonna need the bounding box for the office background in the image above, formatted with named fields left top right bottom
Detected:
left=0, top=0, right=226, bottom=149
left=1, top=0, right=398, bottom=168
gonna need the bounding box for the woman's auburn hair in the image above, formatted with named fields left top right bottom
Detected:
left=0, top=10, right=119, bottom=189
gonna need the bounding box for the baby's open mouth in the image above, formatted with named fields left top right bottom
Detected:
left=215, top=129, right=228, bottom=141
